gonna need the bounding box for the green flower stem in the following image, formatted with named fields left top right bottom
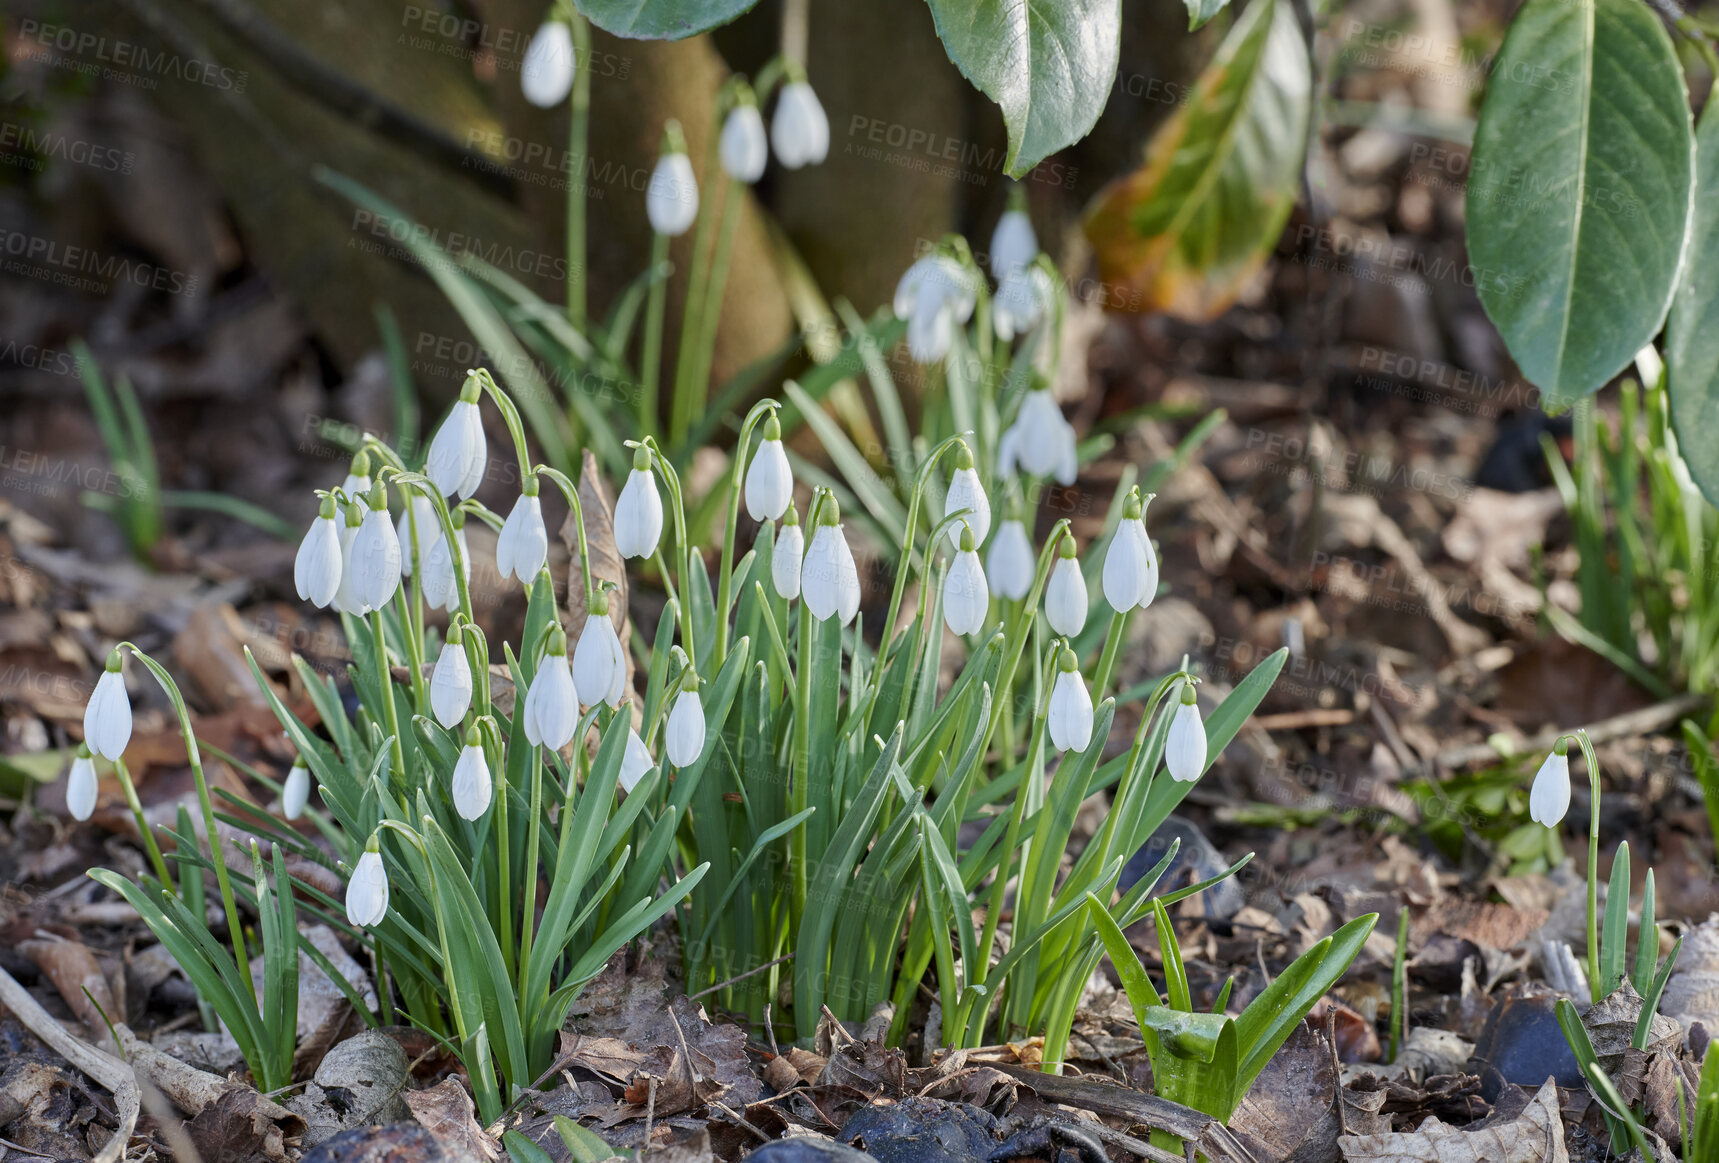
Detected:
left=1091, top=609, right=1129, bottom=702
left=533, top=465, right=595, bottom=610
left=471, top=369, right=534, bottom=488
left=688, top=177, right=744, bottom=427
left=880, top=434, right=971, bottom=661
left=713, top=401, right=779, bottom=665
left=640, top=231, right=671, bottom=433
left=789, top=599, right=815, bottom=939
left=369, top=611, right=409, bottom=788
left=566, top=11, right=591, bottom=328
left=644, top=438, right=695, bottom=670
left=389, top=473, right=487, bottom=716
left=1573, top=729, right=1603, bottom=1003
left=669, top=121, right=724, bottom=454
left=482, top=718, right=515, bottom=981
left=401, top=488, right=430, bottom=716
left=113, top=755, right=173, bottom=888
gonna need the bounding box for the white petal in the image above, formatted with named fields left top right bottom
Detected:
left=773, top=524, right=803, bottom=600
left=943, top=467, right=991, bottom=549
left=497, top=492, right=548, bottom=582
left=1017, top=391, right=1070, bottom=478
left=282, top=763, right=310, bottom=820
left=334, top=521, right=369, bottom=616
left=996, top=426, right=1021, bottom=479
left=1529, top=752, right=1572, bottom=826
left=745, top=439, right=793, bottom=522
left=395, top=494, right=440, bottom=577
left=295, top=516, right=343, bottom=607
left=614, top=469, right=664, bottom=559
left=1044, top=556, right=1088, bottom=638
left=528, top=656, right=578, bottom=751
left=894, top=255, right=935, bottom=319
left=1102, top=518, right=1150, bottom=612
left=451, top=745, right=493, bottom=820
left=990, top=208, right=1039, bottom=279
left=66, top=756, right=97, bottom=821
left=521, top=21, right=576, bottom=107
left=907, top=301, right=955, bottom=365
left=771, top=81, right=828, bottom=169
left=427, top=400, right=486, bottom=499
left=572, top=614, right=617, bottom=708
left=720, top=104, right=769, bottom=182
left=1165, top=702, right=1207, bottom=783
left=987, top=521, right=1034, bottom=601
left=802, top=526, right=842, bottom=621
left=345, top=850, right=389, bottom=928
left=835, top=529, right=861, bottom=626
left=84, top=670, right=132, bottom=761
left=943, top=550, right=989, bottom=637
left=647, top=153, right=699, bottom=236
left=422, top=529, right=468, bottom=611
left=354, top=508, right=402, bottom=610
left=1134, top=521, right=1160, bottom=611
left=621, top=729, right=655, bottom=792
left=603, top=630, right=627, bottom=707
left=1048, top=670, right=1094, bottom=754
left=666, top=690, right=706, bottom=767
left=430, top=642, right=472, bottom=728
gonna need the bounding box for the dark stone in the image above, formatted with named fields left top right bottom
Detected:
left=1119, top=814, right=1244, bottom=920
left=837, top=1097, right=1002, bottom=1163
left=747, top=1138, right=882, bottom=1163
left=300, top=1124, right=460, bottom=1163
left=1470, top=991, right=1584, bottom=1095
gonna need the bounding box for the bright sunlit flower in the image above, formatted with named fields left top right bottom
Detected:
left=994, top=265, right=1053, bottom=342
left=745, top=413, right=793, bottom=521
left=497, top=483, right=549, bottom=583
left=430, top=631, right=472, bottom=728
left=282, top=755, right=310, bottom=820
left=1165, top=685, right=1207, bottom=783
left=773, top=504, right=803, bottom=600
left=66, top=745, right=97, bottom=822
left=426, top=385, right=487, bottom=500
left=614, top=447, right=664, bottom=560
left=720, top=98, right=769, bottom=183
left=421, top=517, right=469, bottom=612
left=943, top=523, right=989, bottom=637
left=1102, top=492, right=1157, bottom=613
left=521, top=19, right=576, bottom=108
left=1529, top=742, right=1572, bottom=826
left=894, top=254, right=976, bottom=365
left=647, top=137, right=699, bottom=237
left=943, top=441, right=990, bottom=549
left=772, top=79, right=829, bottom=169
left=990, top=201, right=1038, bottom=279
left=523, top=628, right=578, bottom=751
left=988, top=518, right=1033, bottom=601
left=451, top=728, right=493, bottom=820
left=573, top=591, right=627, bottom=708
left=802, top=496, right=860, bottom=626
left=345, top=837, right=389, bottom=928
left=352, top=484, right=403, bottom=611
left=666, top=672, right=706, bottom=767
left=84, top=651, right=132, bottom=762
left=333, top=501, right=369, bottom=617
left=621, top=727, right=655, bottom=792
left=1044, top=535, right=1087, bottom=637
left=1048, top=647, right=1093, bottom=754
left=395, top=492, right=440, bottom=577
left=294, top=495, right=343, bottom=609
left=999, top=387, right=1076, bottom=484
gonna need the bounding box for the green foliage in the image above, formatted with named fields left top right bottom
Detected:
left=1686, top=1044, right=1719, bottom=1161
left=1667, top=95, right=1719, bottom=507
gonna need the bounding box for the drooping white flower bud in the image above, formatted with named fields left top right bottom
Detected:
left=451, top=728, right=493, bottom=820
left=395, top=492, right=440, bottom=577
left=773, top=505, right=804, bottom=600
left=1529, top=743, right=1572, bottom=826
left=943, top=442, right=990, bottom=549
left=66, top=745, right=97, bottom=821
left=523, top=628, right=578, bottom=751
left=430, top=632, right=472, bottom=728
left=84, top=651, right=132, bottom=762
left=943, top=523, right=989, bottom=637
left=621, top=727, right=655, bottom=792
left=802, top=497, right=860, bottom=625
left=1044, top=535, right=1087, bottom=637
left=295, top=495, right=344, bottom=609
left=771, top=79, right=829, bottom=169
left=990, top=202, right=1039, bottom=279
left=282, top=755, right=310, bottom=820
left=666, top=672, right=706, bottom=767
left=427, top=383, right=488, bottom=500
left=333, top=501, right=370, bottom=616
left=994, top=265, right=1054, bottom=342
left=497, top=480, right=549, bottom=583
left=521, top=20, right=576, bottom=108
left=1102, top=493, right=1158, bottom=613
left=340, top=450, right=372, bottom=511
left=894, top=254, right=977, bottom=366
left=720, top=99, right=768, bottom=183
left=573, top=590, right=627, bottom=708
left=745, top=413, right=793, bottom=522
left=614, top=447, right=664, bottom=560
left=1047, top=647, right=1093, bottom=754
left=1005, top=387, right=1078, bottom=484
left=353, top=483, right=403, bottom=611
left=1165, top=685, right=1207, bottom=783
left=345, top=838, right=389, bottom=928
left=647, top=124, right=699, bottom=237
left=988, top=518, right=1033, bottom=601
left=422, top=515, right=470, bottom=612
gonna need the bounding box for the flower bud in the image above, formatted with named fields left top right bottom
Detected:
left=451, top=729, right=492, bottom=820
left=1047, top=649, right=1093, bottom=754
left=943, top=524, right=989, bottom=637
left=614, top=449, right=664, bottom=560
left=353, top=498, right=404, bottom=611
left=745, top=418, right=793, bottom=522
left=647, top=125, right=699, bottom=237
left=773, top=505, right=804, bottom=600
left=990, top=204, right=1038, bottom=279
left=802, top=499, right=860, bottom=625
left=521, top=20, right=576, bottom=108
left=333, top=501, right=369, bottom=616
left=666, top=675, right=706, bottom=767
left=430, top=634, right=472, bottom=728
left=1044, top=536, right=1087, bottom=637
left=943, top=444, right=990, bottom=549
left=1529, top=743, right=1572, bottom=826
left=987, top=519, right=1034, bottom=602
left=84, top=651, right=132, bottom=762
left=720, top=100, right=768, bottom=183
left=771, top=80, right=829, bottom=169
left=345, top=838, right=389, bottom=928
left=621, top=727, right=655, bottom=792
left=1165, top=685, right=1206, bottom=783
left=295, top=496, right=344, bottom=608
left=1102, top=494, right=1158, bottom=613
left=573, top=598, right=627, bottom=708
left=66, top=745, right=97, bottom=821
left=497, top=485, right=549, bottom=583
left=426, top=395, right=487, bottom=500
left=523, top=628, right=578, bottom=750
left=282, top=756, right=310, bottom=820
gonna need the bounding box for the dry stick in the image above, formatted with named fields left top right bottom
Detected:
left=687, top=954, right=794, bottom=1001
left=711, top=1100, right=771, bottom=1143
left=1434, top=692, right=1710, bottom=769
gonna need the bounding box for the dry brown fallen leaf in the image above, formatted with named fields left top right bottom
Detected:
left=404, top=1076, right=500, bottom=1162
left=1338, top=1076, right=1567, bottom=1162
left=20, top=935, right=117, bottom=1036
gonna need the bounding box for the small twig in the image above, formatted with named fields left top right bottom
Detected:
left=711, top=1100, right=771, bottom=1143
left=643, top=1076, right=657, bottom=1145
left=820, top=1005, right=857, bottom=1046
left=688, top=954, right=794, bottom=1001
left=763, top=1004, right=781, bottom=1060
left=665, top=1006, right=701, bottom=1093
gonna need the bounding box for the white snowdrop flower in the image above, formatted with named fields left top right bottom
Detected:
left=1102, top=493, right=1158, bottom=613
left=1047, top=648, right=1093, bottom=754
left=987, top=518, right=1033, bottom=601
left=282, top=756, right=310, bottom=820
left=621, top=727, right=655, bottom=793
left=1529, top=744, right=1572, bottom=827
left=340, top=450, right=372, bottom=510
left=497, top=483, right=549, bottom=583
left=84, top=651, right=132, bottom=762
left=295, top=496, right=344, bottom=609
left=990, top=203, right=1038, bottom=279
left=1004, top=388, right=1077, bottom=484
left=345, top=840, right=389, bottom=928
left=422, top=520, right=470, bottom=612
left=573, top=591, right=627, bottom=708
left=333, top=503, right=369, bottom=616
left=745, top=413, right=793, bottom=521
left=996, top=426, right=1020, bottom=480
left=802, top=497, right=860, bottom=626
left=614, top=448, right=664, bottom=560
left=942, top=524, right=989, bottom=637
left=720, top=100, right=768, bottom=183
left=521, top=19, right=576, bottom=108
left=894, top=254, right=977, bottom=365
left=430, top=634, right=472, bottom=728
left=994, top=265, right=1054, bottom=342
left=1165, top=686, right=1207, bottom=783
left=395, top=492, right=440, bottom=577
left=352, top=489, right=404, bottom=611
left=523, top=629, right=578, bottom=751
left=1044, top=535, right=1088, bottom=638
left=647, top=144, right=699, bottom=237
left=942, top=443, right=990, bottom=549
left=451, top=730, right=493, bottom=820
left=426, top=387, right=487, bottom=500
left=771, top=79, right=829, bottom=169
left=666, top=674, right=706, bottom=767
left=773, top=505, right=804, bottom=601
left=66, top=746, right=97, bottom=822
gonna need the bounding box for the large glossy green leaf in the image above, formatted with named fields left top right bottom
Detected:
left=924, top=0, right=1121, bottom=179
left=1083, top=0, right=1307, bottom=321
left=1668, top=93, right=1719, bottom=505
left=1466, top=0, right=1693, bottom=403
left=570, top=0, right=756, bottom=40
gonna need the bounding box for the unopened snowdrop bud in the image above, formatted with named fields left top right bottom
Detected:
left=771, top=78, right=829, bottom=169
left=66, top=745, right=97, bottom=822
left=497, top=477, right=549, bottom=583
left=395, top=492, right=440, bottom=577
left=521, top=19, right=576, bottom=108
left=666, top=670, right=706, bottom=767
left=943, top=442, right=990, bottom=549
left=647, top=123, right=699, bottom=237
left=990, top=197, right=1038, bottom=279
left=451, top=727, right=493, bottom=820
left=295, top=495, right=343, bottom=608
left=345, top=835, right=389, bottom=928
left=773, top=504, right=803, bottom=600
left=1044, top=535, right=1087, bottom=637
left=524, top=627, right=578, bottom=751
left=430, top=627, right=472, bottom=728
left=720, top=93, right=768, bottom=183
left=333, top=501, right=369, bottom=616
left=84, top=650, right=132, bottom=761
left=994, top=266, right=1054, bottom=342
left=353, top=481, right=403, bottom=611
left=988, top=518, right=1033, bottom=601
left=1165, top=685, right=1207, bottom=783
left=614, top=446, right=664, bottom=560
left=621, top=727, right=654, bottom=792
left=745, top=413, right=793, bottom=521
left=1529, top=740, right=1572, bottom=826
left=282, top=755, right=310, bottom=820
left=1102, top=492, right=1158, bottom=613
left=427, top=379, right=488, bottom=500
left=1047, top=647, right=1093, bottom=754
left=802, top=497, right=860, bottom=625
left=422, top=510, right=470, bottom=611
left=341, top=450, right=372, bottom=509
left=943, top=523, right=989, bottom=637
left=1007, top=387, right=1077, bottom=484
left=894, top=255, right=977, bottom=366
left=573, top=588, right=627, bottom=708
